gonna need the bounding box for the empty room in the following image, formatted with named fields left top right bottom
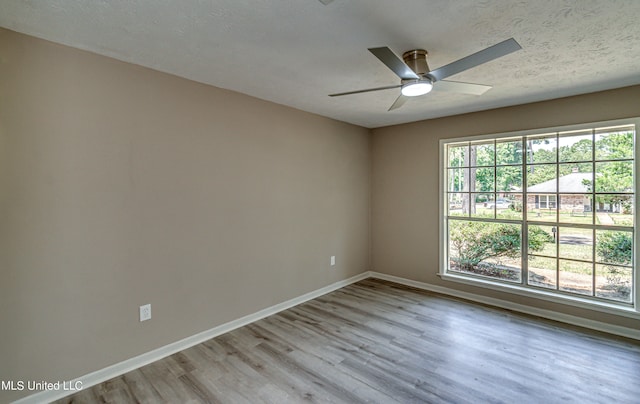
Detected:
left=2, top=1, right=640, bottom=403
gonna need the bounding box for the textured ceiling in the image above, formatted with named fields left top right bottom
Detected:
left=1, top=0, right=640, bottom=128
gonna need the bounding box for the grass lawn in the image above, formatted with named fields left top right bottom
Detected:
left=610, top=213, right=633, bottom=226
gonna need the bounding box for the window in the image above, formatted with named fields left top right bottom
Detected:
left=441, top=120, right=637, bottom=310
left=535, top=195, right=556, bottom=209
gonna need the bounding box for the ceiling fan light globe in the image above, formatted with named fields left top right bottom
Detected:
left=401, top=80, right=433, bottom=97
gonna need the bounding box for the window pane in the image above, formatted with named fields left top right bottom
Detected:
left=496, top=193, right=522, bottom=220
left=595, top=230, right=632, bottom=266
left=496, top=166, right=522, bottom=192
left=528, top=255, right=557, bottom=289
left=595, top=161, right=633, bottom=193
left=526, top=134, right=557, bottom=164
left=447, top=168, right=468, bottom=192
left=595, top=264, right=632, bottom=303
left=558, top=163, right=592, bottom=193
left=527, top=163, right=556, bottom=193
left=496, top=138, right=523, bottom=165
left=471, top=141, right=495, bottom=166
left=448, top=193, right=467, bottom=217
left=448, top=144, right=468, bottom=167
left=559, top=227, right=593, bottom=261
left=471, top=167, right=494, bottom=192
left=559, top=194, right=593, bottom=224
left=595, top=127, right=634, bottom=161
left=529, top=225, right=556, bottom=257
left=527, top=194, right=557, bottom=223
left=595, top=195, right=633, bottom=226
left=471, top=194, right=495, bottom=219
left=448, top=220, right=521, bottom=283
left=559, top=130, right=592, bottom=162
left=559, top=260, right=593, bottom=296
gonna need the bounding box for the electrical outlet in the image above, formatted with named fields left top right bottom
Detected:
left=330, top=256, right=336, bottom=266
left=139, top=304, right=151, bottom=322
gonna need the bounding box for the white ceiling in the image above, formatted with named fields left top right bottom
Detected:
left=1, top=0, right=640, bottom=128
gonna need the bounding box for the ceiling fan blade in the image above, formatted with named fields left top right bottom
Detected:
left=428, top=38, right=521, bottom=82
left=329, top=84, right=401, bottom=97
left=318, top=0, right=334, bottom=4
left=388, top=94, right=409, bottom=111
left=435, top=80, right=492, bottom=95
left=368, top=47, right=419, bottom=80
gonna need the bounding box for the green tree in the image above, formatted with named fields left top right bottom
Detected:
left=560, top=138, right=592, bottom=162
left=595, top=133, right=633, bottom=193
left=596, top=162, right=633, bottom=193
left=583, top=132, right=633, bottom=210
left=596, top=132, right=633, bottom=160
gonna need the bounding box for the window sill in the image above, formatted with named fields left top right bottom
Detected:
left=438, top=271, right=640, bottom=320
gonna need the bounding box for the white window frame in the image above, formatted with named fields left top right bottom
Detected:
left=438, top=118, right=640, bottom=319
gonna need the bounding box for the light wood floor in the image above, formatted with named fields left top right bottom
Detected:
left=57, top=279, right=640, bottom=404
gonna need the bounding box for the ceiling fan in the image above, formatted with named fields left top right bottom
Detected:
left=329, top=38, right=522, bottom=111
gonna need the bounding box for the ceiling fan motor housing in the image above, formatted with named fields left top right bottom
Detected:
left=402, top=49, right=430, bottom=77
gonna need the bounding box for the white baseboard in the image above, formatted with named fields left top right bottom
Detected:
left=369, top=272, right=640, bottom=341
left=13, top=272, right=370, bottom=404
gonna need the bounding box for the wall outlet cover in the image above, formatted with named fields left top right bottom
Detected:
left=140, top=304, right=151, bottom=322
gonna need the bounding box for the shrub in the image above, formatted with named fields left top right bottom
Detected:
left=597, top=231, right=632, bottom=265
left=529, top=225, right=555, bottom=249
left=509, top=201, right=523, bottom=212
left=596, top=231, right=632, bottom=289
left=450, top=222, right=551, bottom=270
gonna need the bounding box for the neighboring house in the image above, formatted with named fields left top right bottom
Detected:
left=526, top=172, right=592, bottom=211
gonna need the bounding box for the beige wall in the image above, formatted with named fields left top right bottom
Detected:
left=371, top=85, right=640, bottom=331
left=0, top=29, right=370, bottom=402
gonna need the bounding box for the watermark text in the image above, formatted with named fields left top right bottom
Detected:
left=1, top=380, right=83, bottom=392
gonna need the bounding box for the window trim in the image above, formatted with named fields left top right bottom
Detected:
left=438, top=118, right=640, bottom=318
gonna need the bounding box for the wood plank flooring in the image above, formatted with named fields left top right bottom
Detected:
left=56, top=279, right=640, bottom=404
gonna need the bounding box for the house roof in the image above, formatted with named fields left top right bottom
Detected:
left=527, top=172, right=592, bottom=194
